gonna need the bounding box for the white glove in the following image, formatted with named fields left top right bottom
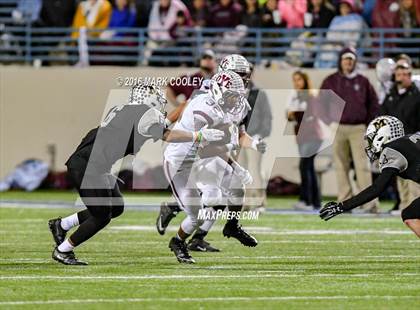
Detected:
left=195, top=125, right=225, bottom=142
left=251, top=138, right=267, bottom=154
left=231, top=161, right=253, bottom=185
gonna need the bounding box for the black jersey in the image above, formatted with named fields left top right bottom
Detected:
left=378, top=133, right=420, bottom=183
left=66, top=104, right=166, bottom=174
left=342, top=132, right=420, bottom=211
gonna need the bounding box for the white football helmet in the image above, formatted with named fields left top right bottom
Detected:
left=209, top=70, right=246, bottom=115
left=128, top=84, right=167, bottom=114
left=218, top=54, right=251, bottom=87
left=376, top=58, right=396, bottom=83
left=365, top=116, right=404, bottom=161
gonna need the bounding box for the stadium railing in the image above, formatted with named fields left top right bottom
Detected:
left=0, top=25, right=419, bottom=66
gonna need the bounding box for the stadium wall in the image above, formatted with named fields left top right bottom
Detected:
left=0, top=66, right=395, bottom=195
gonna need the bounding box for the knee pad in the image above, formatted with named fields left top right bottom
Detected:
left=201, top=187, right=223, bottom=207
left=401, top=203, right=420, bottom=221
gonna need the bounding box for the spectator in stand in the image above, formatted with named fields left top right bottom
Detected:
left=398, top=0, right=420, bottom=58
left=327, top=0, right=365, bottom=46
left=169, top=10, right=191, bottom=39
left=241, top=0, right=262, bottom=28
left=148, top=0, right=191, bottom=42
left=305, top=0, right=336, bottom=28
left=146, top=0, right=192, bottom=65
left=278, top=0, right=307, bottom=28
left=261, top=0, right=284, bottom=59
left=165, top=49, right=217, bottom=123
left=361, top=0, right=376, bottom=26
left=372, top=1, right=400, bottom=28
left=72, top=0, right=112, bottom=38
left=105, top=0, right=136, bottom=37
left=98, top=0, right=137, bottom=66
left=315, top=0, right=365, bottom=67
left=379, top=63, right=420, bottom=213
left=40, top=0, right=77, bottom=27
left=320, top=47, right=380, bottom=213
left=286, top=71, right=323, bottom=211
left=261, top=0, right=283, bottom=28
left=208, top=0, right=243, bottom=28
left=12, top=0, right=42, bottom=25
left=134, top=0, right=153, bottom=27
left=190, top=0, right=209, bottom=27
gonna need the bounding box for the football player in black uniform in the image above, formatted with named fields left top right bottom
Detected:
left=320, top=116, right=420, bottom=238
left=48, top=84, right=224, bottom=265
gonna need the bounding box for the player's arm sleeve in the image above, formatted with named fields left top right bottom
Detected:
left=341, top=168, right=398, bottom=211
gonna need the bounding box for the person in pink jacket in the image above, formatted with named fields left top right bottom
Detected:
left=278, top=0, right=307, bottom=28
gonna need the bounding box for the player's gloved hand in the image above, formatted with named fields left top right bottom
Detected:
left=256, top=140, right=267, bottom=153
left=251, top=136, right=267, bottom=154
left=196, top=125, right=225, bottom=143
left=232, top=161, right=253, bottom=185
left=319, top=202, right=344, bottom=221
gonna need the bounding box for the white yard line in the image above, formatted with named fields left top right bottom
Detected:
left=0, top=295, right=419, bottom=306
left=0, top=255, right=419, bottom=263
left=109, top=225, right=411, bottom=235
left=1, top=272, right=420, bottom=281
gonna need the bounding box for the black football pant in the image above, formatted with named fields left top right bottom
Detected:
left=402, top=196, right=420, bottom=221
left=67, top=168, right=124, bottom=246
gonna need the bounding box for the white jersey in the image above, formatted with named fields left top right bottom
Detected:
left=164, top=93, right=228, bottom=165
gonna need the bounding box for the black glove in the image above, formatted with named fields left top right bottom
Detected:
left=319, top=201, right=344, bottom=221
left=256, top=140, right=267, bottom=154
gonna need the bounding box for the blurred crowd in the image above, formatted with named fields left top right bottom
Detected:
left=1, top=0, right=419, bottom=67
left=5, top=0, right=420, bottom=31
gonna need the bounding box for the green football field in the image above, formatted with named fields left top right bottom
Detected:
left=0, top=191, right=419, bottom=309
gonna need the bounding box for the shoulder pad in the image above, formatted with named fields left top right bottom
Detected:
left=378, top=147, right=408, bottom=173
left=137, top=108, right=165, bottom=137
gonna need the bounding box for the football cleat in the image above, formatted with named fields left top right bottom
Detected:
left=156, top=202, right=179, bottom=235
left=48, top=218, right=67, bottom=246
left=52, top=247, right=88, bottom=266
left=223, top=223, right=258, bottom=247
left=169, top=237, right=195, bottom=264
left=188, top=238, right=220, bottom=252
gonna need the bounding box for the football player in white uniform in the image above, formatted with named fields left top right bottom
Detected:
left=158, top=55, right=266, bottom=253
left=165, top=70, right=263, bottom=263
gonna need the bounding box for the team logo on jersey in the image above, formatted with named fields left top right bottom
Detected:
left=354, top=84, right=360, bottom=91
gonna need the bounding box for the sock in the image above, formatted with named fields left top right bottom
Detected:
left=176, top=227, right=190, bottom=241
left=60, top=213, right=79, bottom=231
left=57, top=239, right=75, bottom=253
left=191, top=228, right=208, bottom=240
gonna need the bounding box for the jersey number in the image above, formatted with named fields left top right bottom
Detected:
left=100, top=105, right=124, bottom=127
